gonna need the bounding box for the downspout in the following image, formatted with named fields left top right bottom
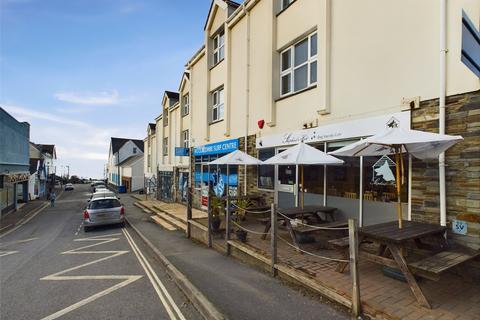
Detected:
left=439, top=0, right=447, bottom=226
left=244, top=6, right=250, bottom=196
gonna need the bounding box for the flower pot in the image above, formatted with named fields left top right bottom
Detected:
left=236, top=229, right=248, bottom=243
left=211, top=216, right=221, bottom=231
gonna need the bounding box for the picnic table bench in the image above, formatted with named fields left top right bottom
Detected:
left=357, top=220, right=480, bottom=309
left=292, top=220, right=348, bottom=234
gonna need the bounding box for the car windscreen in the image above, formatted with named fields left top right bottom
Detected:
left=89, top=199, right=121, bottom=209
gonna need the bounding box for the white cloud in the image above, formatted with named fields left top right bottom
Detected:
left=54, top=90, right=120, bottom=105
left=3, top=105, right=89, bottom=127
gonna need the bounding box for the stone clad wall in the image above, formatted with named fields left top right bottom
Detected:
left=411, top=90, right=480, bottom=249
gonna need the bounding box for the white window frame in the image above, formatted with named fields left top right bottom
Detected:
left=211, top=88, right=224, bottom=122
left=280, top=32, right=317, bottom=97
left=182, top=94, right=189, bottom=116
left=212, top=31, right=225, bottom=65
left=163, top=137, right=168, bottom=155
left=182, top=130, right=189, bottom=149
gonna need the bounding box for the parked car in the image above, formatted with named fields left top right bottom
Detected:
left=91, top=182, right=106, bottom=193
left=64, top=183, right=74, bottom=191
left=83, top=197, right=125, bottom=231
left=88, top=191, right=119, bottom=202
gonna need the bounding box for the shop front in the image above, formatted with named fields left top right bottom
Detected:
left=192, top=138, right=239, bottom=210
left=256, top=111, right=411, bottom=226
left=0, top=172, right=30, bottom=214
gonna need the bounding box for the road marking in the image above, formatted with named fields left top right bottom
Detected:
left=0, top=203, right=49, bottom=239
left=74, top=222, right=83, bottom=236
left=0, top=224, right=12, bottom=231
left=40, top=233, right=142, bottom=320
left=0, top=250, right=18, bottom=257
left=123, top=228, right=186, bottom=320
left=0, top=237, right=39, bottom=248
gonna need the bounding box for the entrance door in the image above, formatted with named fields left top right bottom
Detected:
left=276, top=149, right=297, bottom=208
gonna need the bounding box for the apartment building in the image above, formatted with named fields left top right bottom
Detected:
left=107, top=137, right=144, bottom=192
left=146, top=0, right=479, bottom=248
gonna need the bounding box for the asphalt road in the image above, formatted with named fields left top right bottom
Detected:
left=0, top=185, right=200, bottom=320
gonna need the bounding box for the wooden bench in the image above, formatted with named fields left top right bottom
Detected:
left=328, top=237, right=350, bottom=273
left=408, top=247, right=480, bottom=280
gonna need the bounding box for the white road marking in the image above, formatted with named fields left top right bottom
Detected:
left=123, top=228, right=186, bottom=320
left=40, top=233, right=142, bottom=320
left=0, top=203, right=49, bottom=239
left=0, top=250, right=18, bottom=257
left=0, top=237, right=39, bottom=248
left=0, top=224, right=12, bottom=232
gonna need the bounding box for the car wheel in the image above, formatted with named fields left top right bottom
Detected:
left=119, top=221, right=126, bottom=228
left=84, top=226, right=91, bottom=232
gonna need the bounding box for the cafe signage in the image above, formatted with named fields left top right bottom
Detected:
left=5, top=172, right=30, bottom=183
left=256, top=111, right=410, bottom=149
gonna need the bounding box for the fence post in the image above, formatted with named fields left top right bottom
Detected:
left=270, top=203, right=278, bottom=277
left=226, top=196, right=231, bottom=255
left=348, top=219, right=361, bottom=317
left=187, top=187, right=192, bottom=239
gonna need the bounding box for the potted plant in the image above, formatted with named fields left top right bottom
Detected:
left=210, top=196, right=224, bottom=232
left=234, top=199, right=253, bottom=243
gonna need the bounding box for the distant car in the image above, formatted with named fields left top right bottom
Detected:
left=91, top=182, right=106, bottom=193
left=64, top=183, right=74, bottom=191
left=83, top=197, right=125, bottom=231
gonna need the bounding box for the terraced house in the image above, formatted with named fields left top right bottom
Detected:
left=146, top=0, right=479, bottom=250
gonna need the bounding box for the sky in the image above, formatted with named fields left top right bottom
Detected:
left=0, top=0, right=214, bottom=179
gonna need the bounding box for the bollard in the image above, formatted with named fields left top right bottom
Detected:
left=187, top=188, right=192, bottom=239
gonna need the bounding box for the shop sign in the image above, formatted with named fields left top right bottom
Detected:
left=372, top=155, right=396, bottom=185
left=452, top=219, right=468, bottom=235
left=175, top=147, right=190, bottom=157
left=201, top=184, right=209, bottom=209
left=5, top=172, right=30, bottom=183
left=256, top=111, right=410, bottom=149
left=193, top=138, right=239, bottom=156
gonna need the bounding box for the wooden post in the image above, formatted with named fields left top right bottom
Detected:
left=395, top=148, right=403, bottom=229
left=144, top=175, right=147, bottom=200
left=270, top=203, right=278, bottom=277
left=226, top=165, right=231, bottom=255
left=348, top=219, right=361, bottom=317
left=187, top=186, right=192, bottom=239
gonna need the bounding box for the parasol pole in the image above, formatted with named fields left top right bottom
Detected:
left=395, top=147, right=403, bottom=229
left=301, top=165, right=305, bottom=209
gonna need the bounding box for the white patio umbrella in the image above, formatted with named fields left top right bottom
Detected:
left=208, top=150, right=263, bottom=245
left=330, top=126, right=463, bottom=228
left=263, top=142, right=344, bottom=208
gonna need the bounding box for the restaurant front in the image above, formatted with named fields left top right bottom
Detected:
left=256, top=111, right=411, bottom=226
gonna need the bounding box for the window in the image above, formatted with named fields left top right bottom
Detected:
left=212, top=31, right=225, bottom=65
left=182, top=130, right=189, bottom=149
left=164, top=110, right=168, bottom=127
left=280, top=32, right=317, bottom=96
left=163, top=137, right=168, bottom=155
left=182, top=94, right=189, bottom=116
left=281, top=0, right=294, bottom=10
left=211, top=88, right=224, bottom=122
left=133, top=147, right=137, bottom=154
left=258, top=148, right=275, bottom=190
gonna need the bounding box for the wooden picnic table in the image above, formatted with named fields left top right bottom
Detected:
left=260, top=206, right=342, bottom=251
left=357, top=220, right=480, bottom=309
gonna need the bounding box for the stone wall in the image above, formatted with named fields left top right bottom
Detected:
left=411, top=90, right=480, bottom=249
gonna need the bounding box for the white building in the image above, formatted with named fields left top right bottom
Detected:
left=107, top=137, right=144, bottom=192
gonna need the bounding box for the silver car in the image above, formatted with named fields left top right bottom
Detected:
left=83, top=196, right=125, bottom=231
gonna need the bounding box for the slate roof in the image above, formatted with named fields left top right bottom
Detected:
left=148, top=123, right=156, bottom=133
left=111, top=137, right=144, bottom=154
left=29, top=159, right=39, bottom=174
left=165, top=91, right=179, bottom=106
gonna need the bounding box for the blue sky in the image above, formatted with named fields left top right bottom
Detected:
left=1, top=0, right=213, bottom=178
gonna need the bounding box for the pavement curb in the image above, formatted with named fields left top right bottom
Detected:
left=125, top=217, right=227, bottom=320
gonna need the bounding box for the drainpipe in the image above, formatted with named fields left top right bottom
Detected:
left=439, top=0, right=447, bottom=227
left=244, top=7, right=250, bottom=196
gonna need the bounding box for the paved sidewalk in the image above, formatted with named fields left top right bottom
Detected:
left=0, top=200, right=48, bottom=237
left=123, top=195, right=348, bottom=320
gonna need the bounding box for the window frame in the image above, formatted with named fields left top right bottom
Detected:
left=163, top=137, right=168, bottom=156
left=280, top=32, right=318, bottom=97
left=182, top=94, right=189, bottom=116
left=257, top=148, right=276, bottom=191
left=212, top=31, right=225, bottom=66
left=211, top=87, right=224, bottom=123
left=182, top=129, right=189, bottom=149
left=163, top=109, right=169, bottom=127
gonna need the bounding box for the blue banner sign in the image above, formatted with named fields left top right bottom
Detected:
left=175, top=147, right=190, bottom=156
left=193, top=138, right=239, bottom=156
